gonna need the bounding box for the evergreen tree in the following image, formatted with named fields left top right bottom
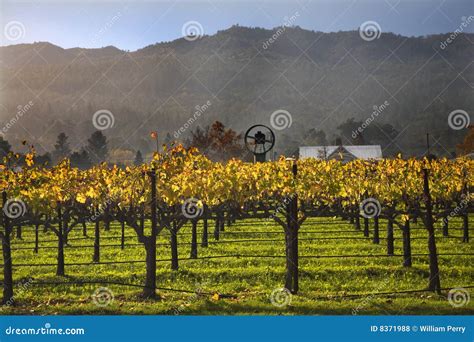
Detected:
left=35, top=153, right=51, bottom=167
left=457, top=125, right=474, bottom=156
left=70, top=150, right=91, bottom=169
left=134, top=150, right=144, bottom=165
left=87, top=131, right=108, bottom=164
left=164, top=132, right=173, bottom=146
left=0, top=136, right=12, bottom=159
left=302, top=128, right=328, bottom=146
left=52, top=132, right=71, bottom=163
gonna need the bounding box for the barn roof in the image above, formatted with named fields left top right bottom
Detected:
left=299, top=145, right=383, bottom=160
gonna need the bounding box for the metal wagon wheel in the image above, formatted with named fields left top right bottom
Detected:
left=244, top=125, right=275, bottom=156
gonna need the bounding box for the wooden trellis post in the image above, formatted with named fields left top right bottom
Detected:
left=34, top=223, right=39, bottom=253
left=372, top=216, right=379, bottom=244
left=1, top=191, right=14, bottom=304
left=121, top=221, right=125, bottom=249
left=201, top=204, right=209, bottom=247
left=462, top=212, right=469, bottom=243
left=284, top=162, right=300, bottom=294
left=56, top=202, right=65, bottom=276
left=190, top=219, right=198, bottom=259
left=402, top=220, right=412, bottom=267
left=213, top=210, right=221, bottom=240
left=363, top=217, right=369, bottom=237
left=93, top=217, right=100, bottom=263
left=82, top=221, right=87, bottom=237
left=462, top=172, right=469, bottom=243
left=422, top=169, right=441, bottom=294
left=386, top=218, right=394, bottom=256
left=170, top=221, right=179, bottom=270
left=442, top=217, right=449, bottom=237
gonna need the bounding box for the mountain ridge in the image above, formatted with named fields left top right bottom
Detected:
left=2, top=25, right=472, bottom=66
left=0, top=25, right=472, bottom=157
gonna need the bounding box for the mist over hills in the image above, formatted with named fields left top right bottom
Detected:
left=0, top=25, right=473, bottom=158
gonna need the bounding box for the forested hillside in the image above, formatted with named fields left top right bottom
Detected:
left=1, top=25, right=472, bottom=157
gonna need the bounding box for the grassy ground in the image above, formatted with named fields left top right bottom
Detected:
left=0, top=216, right=472, bottom=315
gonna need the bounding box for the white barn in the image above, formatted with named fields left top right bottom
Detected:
left=299, top=145, right=383, bottom=163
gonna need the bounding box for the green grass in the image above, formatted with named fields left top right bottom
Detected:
left=0, top=216, right=473, bottom=315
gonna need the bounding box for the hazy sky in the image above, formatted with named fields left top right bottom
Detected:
left=1, top=0, right=473, bottom=50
